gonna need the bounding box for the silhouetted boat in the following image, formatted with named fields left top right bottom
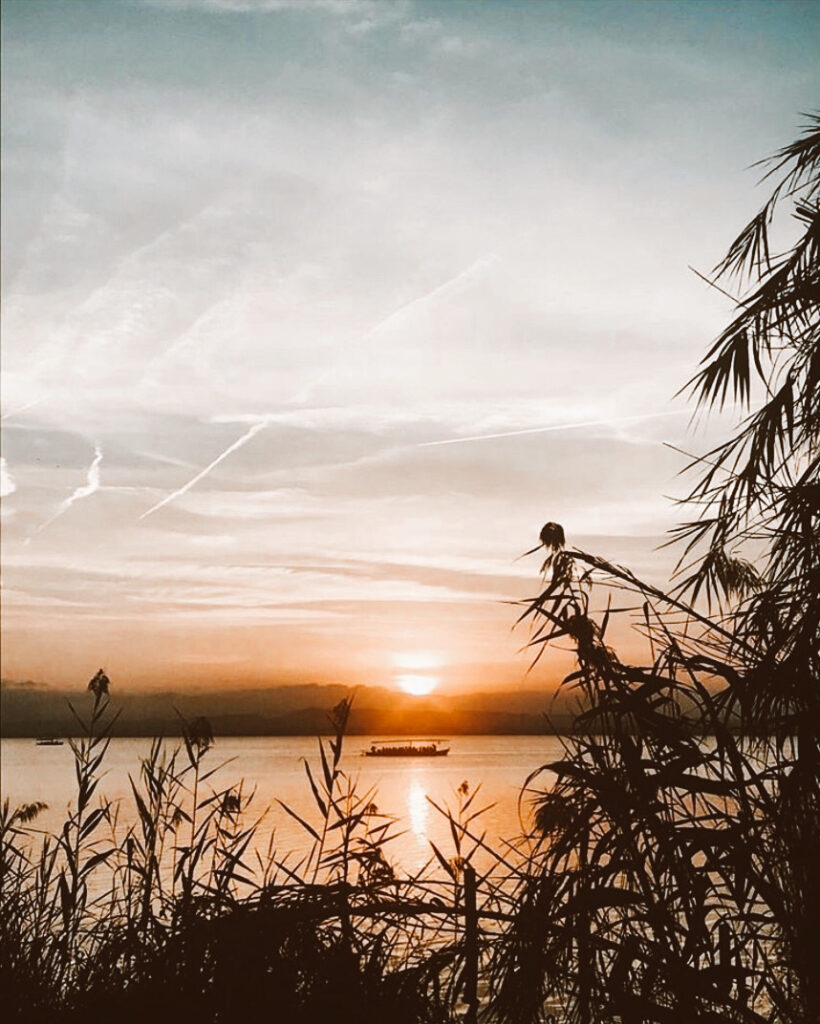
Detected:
left=35, top=736, right=64, bottom=746
left=364, top=739, right=450, bottom=757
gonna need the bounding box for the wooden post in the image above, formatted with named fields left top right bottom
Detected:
left=463, top=864, right=479, bottom=1024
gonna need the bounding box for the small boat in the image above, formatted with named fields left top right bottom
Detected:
left=35, top=736, right=64, bottom=746
left=364, top=739, right=450, bottom=758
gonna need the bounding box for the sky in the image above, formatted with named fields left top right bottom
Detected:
left=1, top=0, right=818, bottom=695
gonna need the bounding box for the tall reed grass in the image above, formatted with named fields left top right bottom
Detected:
left=1, top=686, right=513, bottom=1023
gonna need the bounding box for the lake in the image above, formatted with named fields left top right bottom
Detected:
left=1, top=735, right=565, bottom=875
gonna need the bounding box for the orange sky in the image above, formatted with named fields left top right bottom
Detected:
left=2, top=1, right=818, bottom=695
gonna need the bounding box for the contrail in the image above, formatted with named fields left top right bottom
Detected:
left=138, top=419, right=269, bottom=520
left=26, top=445, right=103, bottom=543
left=1, top=396, right=47, bottom=421
left=418, top=408, right=693, bottom=447
left=360, top=255, right=498, bottom=338
left=293, top=256, right=498, bottom=404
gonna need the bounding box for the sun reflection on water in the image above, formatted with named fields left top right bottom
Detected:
left=407, top=777, right=429, bottom=840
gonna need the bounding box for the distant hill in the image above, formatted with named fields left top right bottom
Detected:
left=0, top=679, right=576, bottom=737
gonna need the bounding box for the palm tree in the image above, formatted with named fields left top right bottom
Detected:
left=490, top=116, right=820, bottom=1024
left=674, top=114, right=820, bottom=742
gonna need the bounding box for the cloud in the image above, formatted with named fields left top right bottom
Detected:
left=0, top=458, right=16, bottom=499
left=3, top=0, right=818, bottom=685
left=145, top=0, right=320, bottom=9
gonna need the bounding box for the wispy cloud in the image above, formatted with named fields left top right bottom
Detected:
left=0, top=458, right=16, bottom=498
left=418, top=409, right=693, bottom=447
left=25, top=445, right=103, bottom=543
left=4, top=0, right=817, bottom=684
left=138, top=419, right=271, bottom=520
left=145, top=0, right=370, bottom=11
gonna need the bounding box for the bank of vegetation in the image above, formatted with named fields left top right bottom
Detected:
left=2, top=119, right=818, bottom=1023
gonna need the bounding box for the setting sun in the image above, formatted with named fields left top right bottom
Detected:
left=396, top=673, right=438, bottom=696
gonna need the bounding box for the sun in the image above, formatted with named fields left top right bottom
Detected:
left=396, top=673, right=438, bottom=696
left=393, top=651, right=443, bottom=696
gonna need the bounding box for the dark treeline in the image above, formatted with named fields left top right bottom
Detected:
left=0, top=682, right=575, bottom=737
left=2, top=119, right=818, bottom=1023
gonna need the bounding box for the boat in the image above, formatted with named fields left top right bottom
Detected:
left=35, top=736, right=64, bottom=746
left=363, top=739, right=450, bottom=757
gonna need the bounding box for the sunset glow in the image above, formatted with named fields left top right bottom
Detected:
left=393, top=651, right=444, bottom=670
left=397, top=674, right=438, bottom=697
left=0, top=6, right=816, bottom=1020
left=1, top=1, right=815, bottom=694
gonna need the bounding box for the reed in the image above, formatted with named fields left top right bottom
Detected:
left=487, top=115, right=820, bottom=1024
left=1, top=690, right=488, bottom=1022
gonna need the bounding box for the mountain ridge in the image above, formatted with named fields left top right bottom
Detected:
left=0, top=679, right=574, bottom=736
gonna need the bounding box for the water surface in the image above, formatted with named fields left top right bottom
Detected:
left=1, top=735, right=565, bottom=873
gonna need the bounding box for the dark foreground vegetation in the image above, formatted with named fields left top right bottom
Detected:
left=2, top=120, right=818, bottom=1023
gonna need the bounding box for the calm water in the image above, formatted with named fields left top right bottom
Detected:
left=1, top=735, right=565, bottom=874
